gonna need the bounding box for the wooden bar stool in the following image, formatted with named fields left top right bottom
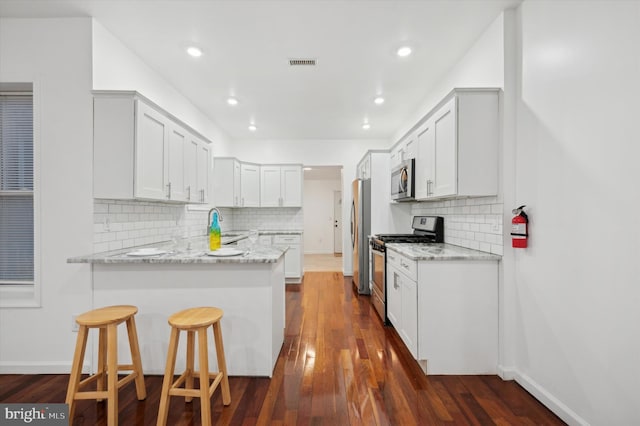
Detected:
left=65, top=305, right=146, bottom=426
left=157, top=307, right=231, bottom=426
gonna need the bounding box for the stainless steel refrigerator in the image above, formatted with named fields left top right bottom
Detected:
left=351, top=178, right=371, bottom=294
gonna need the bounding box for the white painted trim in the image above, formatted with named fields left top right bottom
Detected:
left=303, top=250, right=336, bottom=255
left=0, top=77, right=41, bottom=308
left=513, top=370, right=590, bottom=426
left=497, top=364, right=516, bottom=380
left=0, top=361, right=90, bottom=375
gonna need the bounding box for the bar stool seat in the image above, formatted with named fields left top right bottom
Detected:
left=157, top=307, right=231, bottom=426
left=65, top=305, right=146, bottom=426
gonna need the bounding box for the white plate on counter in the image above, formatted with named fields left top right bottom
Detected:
left=205, top=248, right=245, bottom=257
left=126, top=248, right=167, bottom=257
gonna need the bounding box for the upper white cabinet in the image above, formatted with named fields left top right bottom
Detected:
left=261, top=165, right=302, bottom=207
left=357, top=155, right=370, bottom=179
left=94, top=91, right=212, bottom=204
left=135, top=101, right=170, bottom=200
left=414, top=89, right=499, bottom=200
left=213, top=158, right=241, bottom=207
left=240, top=163, right=260, bottom=207
left=214, top=159, right=302, bottom=208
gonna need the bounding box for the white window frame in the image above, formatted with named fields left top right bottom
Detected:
left=0, top=80, right=40, bottom=308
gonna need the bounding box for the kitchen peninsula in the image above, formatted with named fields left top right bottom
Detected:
left=68, top=239, right=286, bottom=377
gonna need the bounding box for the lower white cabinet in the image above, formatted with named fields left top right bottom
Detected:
left=273, top=234, right=303, bottom=284
left=386, top=249, right=498, bottom=374
left=386, top=253, right=418, bottom=358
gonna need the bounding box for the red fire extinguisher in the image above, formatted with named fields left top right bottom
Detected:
left=511, top=205, right=528, bottom=248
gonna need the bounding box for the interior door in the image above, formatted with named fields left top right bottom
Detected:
left=333, top=190, right=342, bottom=254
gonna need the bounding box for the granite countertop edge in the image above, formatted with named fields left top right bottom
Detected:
left=67, top=237, right=289, bottom=264
left=385, top=243, right=502, bottom=261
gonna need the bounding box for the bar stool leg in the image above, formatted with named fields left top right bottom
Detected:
left=198, top=327, right=212, bottom=426
left=185, top=330, right=195, bottom=403
left=66, top=325, right=89, bottom=422
left=157, top=327, right=180, bottom=426
left=125, top=316, right=147, bottom=400
left=97, top=327, right=107, bottom=401
left=107, top=323, right=118, bottom=426
left=212, top=321, right=231, bottom=406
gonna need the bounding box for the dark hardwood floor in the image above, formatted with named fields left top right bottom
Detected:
left=0, top=272, right=565, bottom=425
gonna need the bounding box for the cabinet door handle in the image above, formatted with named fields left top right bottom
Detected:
left=394, top=272, right=399, bottom=289
left=242, top=197, right=245, bottom=207
left=186, top=185, right=191, bottom=201
left=166, top=182, right=171, bottom=199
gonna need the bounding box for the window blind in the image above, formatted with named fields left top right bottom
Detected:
left=0, top=94, right=34, bottom=283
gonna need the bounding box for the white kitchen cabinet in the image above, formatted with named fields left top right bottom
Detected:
left=167, top=124, right=186, bottom=201
left=386, top=250, right=418, bottom=358
left=260, top=165, right=302, bottom=207
left=417, top=260, right=498, bottom=375
left=213, top=158, right=241, bottom=207
left=93, top=91, right=212, bottom=203
left=273, top=234, right=303, bottom=283
left=413, top=89, right=499, bottom=200
left=240, top=163, right=260, bottom=207
left=414, top=122, right=434, bottom=200
left=357, top=155, right=370, bottom=179
left=386, top=263, right=401, bottom=328
left=184, top=137, right=198, bottom=202
left=386, top=248, right=498, bottom=374
left=196, top=140, right=210, bottom=203
left=135, top=100, right=170, bottom=200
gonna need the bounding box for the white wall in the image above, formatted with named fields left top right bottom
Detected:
left=230, top=139, right=389, bottom=274
left=303, top=179, right=342, bottom=254
left=507, top=2, right=640, bottom=424
left=91, top=20, right=232, bottom=156
left=0, top=18, right=94, bottom=372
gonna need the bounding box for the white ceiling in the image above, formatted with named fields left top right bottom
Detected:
left=0, top=0, right=521, bottom=141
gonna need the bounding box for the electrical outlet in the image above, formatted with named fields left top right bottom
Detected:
left=71, top=315, right=79, bottom=332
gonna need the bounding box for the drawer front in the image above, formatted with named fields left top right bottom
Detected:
left=387, top=250, right=417, bottom=281
left=273, top=234, right=301, bottom=244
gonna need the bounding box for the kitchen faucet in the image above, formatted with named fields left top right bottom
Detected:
left=207, top=208, right=223, bottom=234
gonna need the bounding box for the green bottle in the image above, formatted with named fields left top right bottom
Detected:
left=209, top=211, right=221, bottom=251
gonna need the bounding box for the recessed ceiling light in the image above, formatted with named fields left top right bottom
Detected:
left=396, top=46, right=412, bottom=57
left=227, top=97, right=238, bottom=106
left=248, top=124, right=257, bottom=132
left=186, top=46, right=203, bottom=57
left=362, top=123, right=371, bottom=130
left=374, top=96, right=385, bottom=105
left=303, top=167, right=313, bottom=171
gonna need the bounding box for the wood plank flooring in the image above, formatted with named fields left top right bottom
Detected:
left=0, top=272, right=565, bottom=425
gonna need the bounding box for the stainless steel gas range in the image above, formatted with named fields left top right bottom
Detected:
left=369, top=216, right=444, bottom=323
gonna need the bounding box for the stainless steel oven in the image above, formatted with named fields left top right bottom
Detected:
left=370, top=243, right=386, bottom=322
left=370, top=216, right=445, bottom=324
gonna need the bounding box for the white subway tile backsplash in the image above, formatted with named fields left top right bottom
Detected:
left=411, top=197, right=503, bottom=254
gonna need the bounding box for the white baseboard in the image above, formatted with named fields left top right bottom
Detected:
left=497, top=364, right=517, bottom=380
left=512, top=370, right=590, bottom=426
left=0, top=361, right=90, bottom=375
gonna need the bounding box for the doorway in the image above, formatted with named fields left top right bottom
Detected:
left=302, top=166, right=343, bottom=272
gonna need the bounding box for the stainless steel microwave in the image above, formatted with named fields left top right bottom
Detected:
left=391, top=159, right=415, bottom=201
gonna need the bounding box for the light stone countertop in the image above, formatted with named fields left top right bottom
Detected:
left=221, top=229, right=303, bottom=244
left=67, top=237, right=287, bottom=264
left=385, top=243, right=502, bottom=261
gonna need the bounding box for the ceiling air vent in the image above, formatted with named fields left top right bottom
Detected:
left=289, top=58, right=317, bottom=66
